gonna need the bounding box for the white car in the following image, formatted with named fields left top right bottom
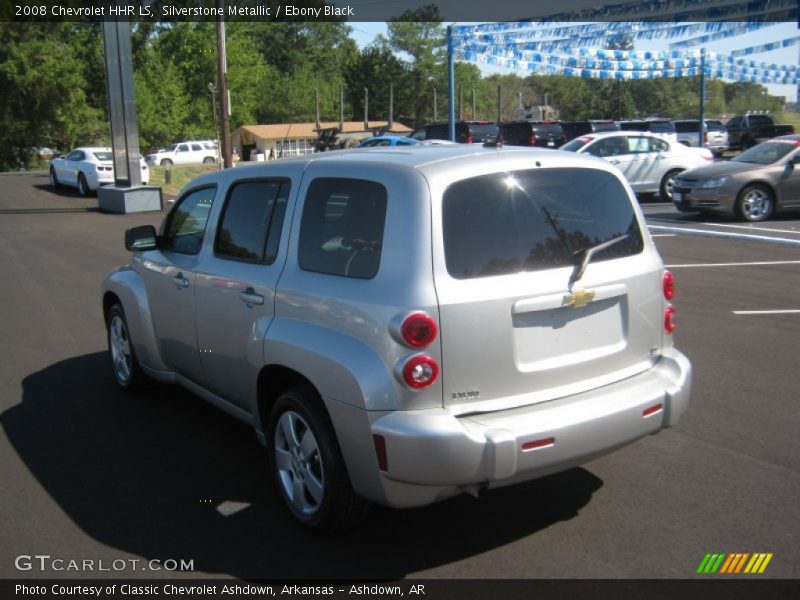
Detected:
left=49, top=147, right=150, bottom=196
left=561, top=131, right=714, bottom=201
left=146, top=141, right=219, bottom=167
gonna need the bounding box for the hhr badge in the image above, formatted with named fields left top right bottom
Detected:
left=563, top=289, right=596, bottom=308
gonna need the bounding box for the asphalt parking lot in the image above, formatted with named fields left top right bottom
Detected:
left=0, top=171, right=798, bottom=581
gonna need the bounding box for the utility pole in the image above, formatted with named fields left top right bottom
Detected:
left=388, top=82, right=394, bottom=129
left=472, top=88, right=476, bottom=120
left=459, top=84, right=463, bottom=121
left=497, top=85, right=502, bottom=123
left=699, top=47, right=707, bottom=148
left=447, top=25, right=455, bottom=141
left=433, top=88, right=438, bottom=121
left=364, top=87, right=369, bottom=130
left=216, top=1, right=231, bottom=168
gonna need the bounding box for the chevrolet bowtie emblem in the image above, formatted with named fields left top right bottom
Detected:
left=563, top=289, right=596, bottom=308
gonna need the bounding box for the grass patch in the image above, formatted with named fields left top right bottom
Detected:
left=147, top=164, right=220, bottom=196
left=778, top=112, right=800, bottom=132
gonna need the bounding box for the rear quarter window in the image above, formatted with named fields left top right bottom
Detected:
left=298, top=178, right=387, bottom=279
left=442, top=168, right=643, bottom=280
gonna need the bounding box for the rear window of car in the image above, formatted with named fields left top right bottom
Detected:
left=591, top=121, right=618, bottom=132
left=561, top=137, right=592, bottom=152
left=649, top=121, right=675, bottom=134
left=93, top=152, right=112, bottom=161
left=298, top=178, right=387, bottom=279
left=532, top=123, right=564, bottom=136
left=674, top=121, right=699, bottom=133
left=442, top=168, right=643, bottom=280
left=467, top=123, right=499, bottom=142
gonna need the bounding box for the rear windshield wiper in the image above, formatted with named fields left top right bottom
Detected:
left=569, top=234, right=629, bottom=288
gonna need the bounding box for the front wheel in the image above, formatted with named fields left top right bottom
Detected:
left=660, top=169, right=683, bottom=202
left=107, top=304, right=147, bottom=391
left=268, top=387, right=367, bottom=532
left=736, top=184, right=774, bottom=222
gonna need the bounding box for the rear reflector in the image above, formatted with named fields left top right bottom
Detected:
left=663, top=271, right=675, bottom=300
left=402, top=354, right=439, bottom=389
left=373, top=435, right=388, bottom=471
left=642, top=403, right=664, bottom=418
left=664, top=305, right=676, bottom=334
left=521, top=437, right=555, bottom=451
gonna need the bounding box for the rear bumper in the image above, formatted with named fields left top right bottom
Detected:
left=366, top=348, right=691, bottom=508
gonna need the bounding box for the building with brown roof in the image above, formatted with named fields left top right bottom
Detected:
left=232, top=121, right=412, bottom=161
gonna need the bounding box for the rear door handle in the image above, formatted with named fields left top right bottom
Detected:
left=239, top=288, right=264, bottom=306
left=173, top=273, right=189, bottom=288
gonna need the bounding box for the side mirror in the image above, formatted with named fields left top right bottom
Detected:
left=125, top=225, right=159, bottom=251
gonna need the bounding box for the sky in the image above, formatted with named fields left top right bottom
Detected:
left=348, top=21, right=798, bottom=102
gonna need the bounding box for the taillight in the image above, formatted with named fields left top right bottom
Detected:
left=466, top=135, right=473, bottom=144
left=664, top=305, right=676, bottom=334
left=373, top=435, right=388, bottom=471
left=402, top=355, right=439, bottom=389
left=663, top=271, right=674, bottom=300
left=400, top=312, right=437, bottom=348
left=530, top=134, right=537, bottom=145
left=704, top=132, right=708, bottom=144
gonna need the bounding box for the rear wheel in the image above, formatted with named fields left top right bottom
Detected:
left=76, top=172, right=89, bottom=197
left=659, top=169, right=683, bottom=202
left=736, top=184, right=774, bottom=222
left=268, top=387, right=367, bottom=532
left=202, top=156, right=216, bottom=164
left=160, top=158, right=173, bottom=167
left=49, top=167, right=60, bottom=188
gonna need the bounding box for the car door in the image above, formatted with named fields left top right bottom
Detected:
left=174, top=143, right=192, bottom=165
left=582, top=136, right=637, bottom=185
left=193, top=178, right=291, bottom=409
left=136, top=185, right=217, bottom=381
left=776, top=149, right=800, bottom=208
left=618, top=135, right=656, bottom=190
left=190, top=143, right=204, bottom=163
left=62, top=150, right=84, bottom=185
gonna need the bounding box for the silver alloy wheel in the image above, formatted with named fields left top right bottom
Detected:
left=663, top=173, right=677, bottom=199
left=109, top=315, right=133, bottom=385
left=77, top=173, right=88, bottom=196
left=740, top=187, right=772, bottom=221
left=274, top=410, right=325, bottom=515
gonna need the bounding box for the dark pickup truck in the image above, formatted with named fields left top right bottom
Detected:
left=726, top=114, right=794, bottom=150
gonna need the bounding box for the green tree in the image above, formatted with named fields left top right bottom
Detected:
left=383, top=4, right=446, bottom=126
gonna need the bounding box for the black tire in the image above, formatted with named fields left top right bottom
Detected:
left=202, top=156, right=216, bottom=164
left=735, top=184, right=774, bottom=222
left=49, top=167, right=60, bottom=188
left=160, top=158, right=173, bottom=167
left=76, top=172, right=90, bottom=197
left=659, top=169, right=683, bottom=202
left=106, top=303, right=148, bottom=391
left=268, top=387, right=367, bottom=532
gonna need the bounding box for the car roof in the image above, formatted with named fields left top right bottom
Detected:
left=76, top=147, right=111, bottom=153
left=185, top=145, right=620, bottom=190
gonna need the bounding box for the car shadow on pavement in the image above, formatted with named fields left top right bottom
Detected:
left=3, top=352, right=604, bottom=580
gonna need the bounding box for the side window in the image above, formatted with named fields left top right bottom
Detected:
left=648, top=138, right=670, bottom=153
left=164, top=186, right=216, bottom=255
left=67, top=151, right=83, bottom=161
left=585, top=137, right=624, bottom=157
left=409, top=128, right=427, bottom=141
left=215, top=179, right=290, bottom=264
left=298, top=178, right=387, bottom=279
left=627, top=137, right=650, bottom=154
left=191, top=144, right=203, bottom=152
left=177, top=144, right=189, bottom=152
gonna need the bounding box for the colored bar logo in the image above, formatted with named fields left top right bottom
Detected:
left=696, top=553, right=773, bottom=574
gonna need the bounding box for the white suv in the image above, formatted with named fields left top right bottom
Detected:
left=146, top=141, right=219, bottom=167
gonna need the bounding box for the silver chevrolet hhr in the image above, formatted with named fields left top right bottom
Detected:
left=103, top=145, right=691, bottom=531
